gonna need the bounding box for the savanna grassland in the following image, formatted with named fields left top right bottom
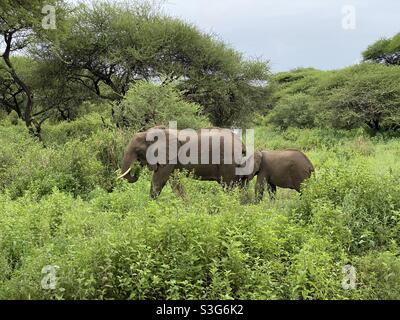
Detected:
left=1, top=117, right=400, bottom=299
left=1, top=1, right=400, bottom=300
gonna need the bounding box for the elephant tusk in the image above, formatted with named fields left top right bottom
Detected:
left=117, top=168, right=131, bottom=179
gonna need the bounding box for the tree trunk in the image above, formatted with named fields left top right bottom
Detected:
left=2, top=31, right=41, bottom=140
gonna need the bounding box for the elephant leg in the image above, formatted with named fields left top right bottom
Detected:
left=169, top=172, right=187, bottom=199
left=255, top=173, right=267, bottom=202
left=150, top=165, right=175, bottom=199
left=267, top=183, right=277, bottom=200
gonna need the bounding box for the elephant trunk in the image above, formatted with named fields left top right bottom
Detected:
left=120, top=147, right=139, bottom=183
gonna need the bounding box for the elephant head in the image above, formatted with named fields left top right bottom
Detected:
left=119, top=127, right=180, bottom=182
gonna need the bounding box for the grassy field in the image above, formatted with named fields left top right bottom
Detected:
left=1, top=118, right=400, bottom=299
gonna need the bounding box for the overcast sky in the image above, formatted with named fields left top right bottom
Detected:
left=162, top=0, right=400, bottom=72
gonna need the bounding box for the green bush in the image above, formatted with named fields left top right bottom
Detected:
left=0, top=109, right=7, bottom=121
left=113, top=81, right=210, bottom=130
left=0, top=127, right=107, bottom=198
left=287, top=237, right=347, bottom=300
left=0, top=116, right=135, bottom=198
left=354, top=250, right=400, bottom=299
left=42, top=113, right=106, bottom=146
left=298, top=163, right=400, bottom=254
left=3, top=139, right=103, bottom=199
left=267, top=93, right=315, bottom=129
left=0, top=187, right=299, bottom=299
left=0, top=123, right=400, bottom=299
left=320, top=64, right=400, bottom=132
left=8, top=110, right=20, bottom=126
left=269, top=64, right=400, bottom=133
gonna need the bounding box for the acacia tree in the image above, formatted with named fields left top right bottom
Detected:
left=0, top=0, right=67, bottom=138
left=267, top=64, right=400, bottom=133
left=40, top=1, right=270, bottom=127
left=0, top=60, right=25, bottom=117
left=182, top=59, right=270, bottom=126
left=363, top=33, right=400, bottom=65
left=319, top=64, right=400, bottom=132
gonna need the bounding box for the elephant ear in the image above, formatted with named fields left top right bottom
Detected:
left=253, top=151, right=262, bottom=174
left=236, top=151, right=262, bottom=178
left=245, top=151, right=262, bottom=179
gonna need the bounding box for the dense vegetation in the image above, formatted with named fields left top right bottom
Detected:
left=362, top=32, right=400, bottom=65
left=1, top=0, right=400, bottom=300
left=268, top=64, right=400, bottom=132
left=0, top=0, right=270, bottom=138
left=1, top=116, right=400, bottom=299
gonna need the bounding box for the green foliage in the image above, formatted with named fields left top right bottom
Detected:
left=362, top=32, right=400, bottom=65
left=8, top=110, right=19, bottom=125
left=0, top=0, right=69, bottom=138
left=113, top=81, right=209, bottom=130
left=1, top=2, right=399, bottom=300
left=287, top=237, right=346, bottom=300
left=182, top=59, right=271, bottom=127
left=354, top=250, right=400, bottom=299
left=0, top=117, right=128, bottom=199
left=267, top=93, right=315, bottom=129
left=320, top=64, right=400, bottom=132
left=33, top=1, right=270, bottom=127
left=271, top=68, right=326, bottom=98
left=299, top=163, right=400, bottom=254
left=0, top=188, right=293, bottom=299
left=42, top=113, right=105, bottom=145
left=0, top=122, right=400, bottom=299
left=268, top=64, right=400, bottom=133
left=2, top=139, right=102, bottom=199
left=0, top=109, right=7, bottom=121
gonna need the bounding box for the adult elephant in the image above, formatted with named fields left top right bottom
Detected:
left=119, top=126, right=248, bottom=198
left=242, top=149, right=314, bottom=201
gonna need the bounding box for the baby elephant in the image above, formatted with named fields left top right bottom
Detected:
left=247, top=149, right=314, bottom=201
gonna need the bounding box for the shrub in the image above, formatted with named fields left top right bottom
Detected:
left=86, top=129, right=132, bottom=192
left=8, top=110, right=20, bottom=126
left=0, top=109, right=7, bottom=121
left=0, top=187, right=301, bottom=299
left=0, top=124, right=400, bottom=299
left=287, top=237, right=347, bottom=300
left=298, top=162, right=400, bottom=254
left=320, top=64, right=400, bottom=132
left=42, top=113, right=106, bottom=146
left=4, top=140, right=103, bottom=199
left=270, top=64, right=400, bottom=133
left=354, top=250, right=400, bottom=299
left=267, top=93, right=315, bottom=129
left=113, top=81, right=210, bottom=130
